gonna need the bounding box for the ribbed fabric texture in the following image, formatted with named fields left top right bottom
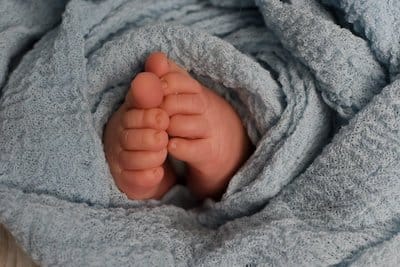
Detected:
left=0, top=0, right=399, bottom=265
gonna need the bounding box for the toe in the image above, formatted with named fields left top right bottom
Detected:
left=168, top=138, right=214, bottom=164
left=120, top=167, right=164, bottom=190
left=119, top=149, right=168, bottom=170
left=145, top=52, right=170, bottom=77
left=168, top=115, right=209, bottom=139
left=117, top=167, right=165, bottom=200
left=122, top=108, right=169, bottom=130
left=160, top=72, right=202, bottom=96
left=127, top=72, right=164, bottom=109
left=119, top=129, right=168, bottom=151
left=145, top=52, right=188, bottom=77
left=160, top=92, right=207, bottom=116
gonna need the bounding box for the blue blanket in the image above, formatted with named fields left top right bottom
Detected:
left=1, top=0, right=400, bottom=265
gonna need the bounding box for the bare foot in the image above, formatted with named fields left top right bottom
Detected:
left=146, top=52, right=254, bottom=200
left=103, top=71, right=177, bottom=200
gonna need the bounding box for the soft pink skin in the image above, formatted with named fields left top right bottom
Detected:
left=103, top=52, right=253, bottom=200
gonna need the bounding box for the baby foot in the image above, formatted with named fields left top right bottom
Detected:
left=103, top=71, right=177, bottom=200
left=146, top=52, right=253, bottom=200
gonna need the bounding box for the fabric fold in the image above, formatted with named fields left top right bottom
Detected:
left=1, top=0, right=400, bottom=266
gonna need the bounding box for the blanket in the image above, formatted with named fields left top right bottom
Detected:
left=1, top=0, right=400, bottom=265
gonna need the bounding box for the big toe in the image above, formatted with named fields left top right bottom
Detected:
left=127, top=72, right=164, bottom=109
left=145, top=52, right=188, bottom=77
left=145, top=52, right=170, bottom=77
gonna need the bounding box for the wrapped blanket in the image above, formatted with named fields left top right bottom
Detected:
left=0, top=0, right=399, bottom=265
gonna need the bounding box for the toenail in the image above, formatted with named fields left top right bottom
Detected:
left=155, top=112, right=163, bottom=125
left=169, top=140, right=177, bottom=149
left=161, top=79, right=168, bottom=90
left=155, top=131, right=163, bottom=142
left=153, top=168, right=161, bottom=177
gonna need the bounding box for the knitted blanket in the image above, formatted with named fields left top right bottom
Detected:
left=1, top=0, right=400, bottom=266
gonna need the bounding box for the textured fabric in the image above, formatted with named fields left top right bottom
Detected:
left=0, top=0, right=399, bottom=266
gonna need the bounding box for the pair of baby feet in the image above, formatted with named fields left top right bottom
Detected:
left=103, top=52, right=253, bottom=201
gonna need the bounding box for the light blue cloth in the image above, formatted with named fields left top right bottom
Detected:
left=0, top=0, right=399, bottom=265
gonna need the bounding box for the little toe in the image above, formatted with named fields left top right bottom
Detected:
left=119, top=149, right=168, bottom=170
left=168, top=115, right=209, bottom=139
left=168, top=138, right=213, bottom=164
left=126, top=72, right=164, bottom=109
left=120, top=167, right=164, bottom=190
left=122, top=108, right=169, bottom=130
left=119, top=129, right=168, bottom=151
left=118, top=167, right=164, bottom=200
